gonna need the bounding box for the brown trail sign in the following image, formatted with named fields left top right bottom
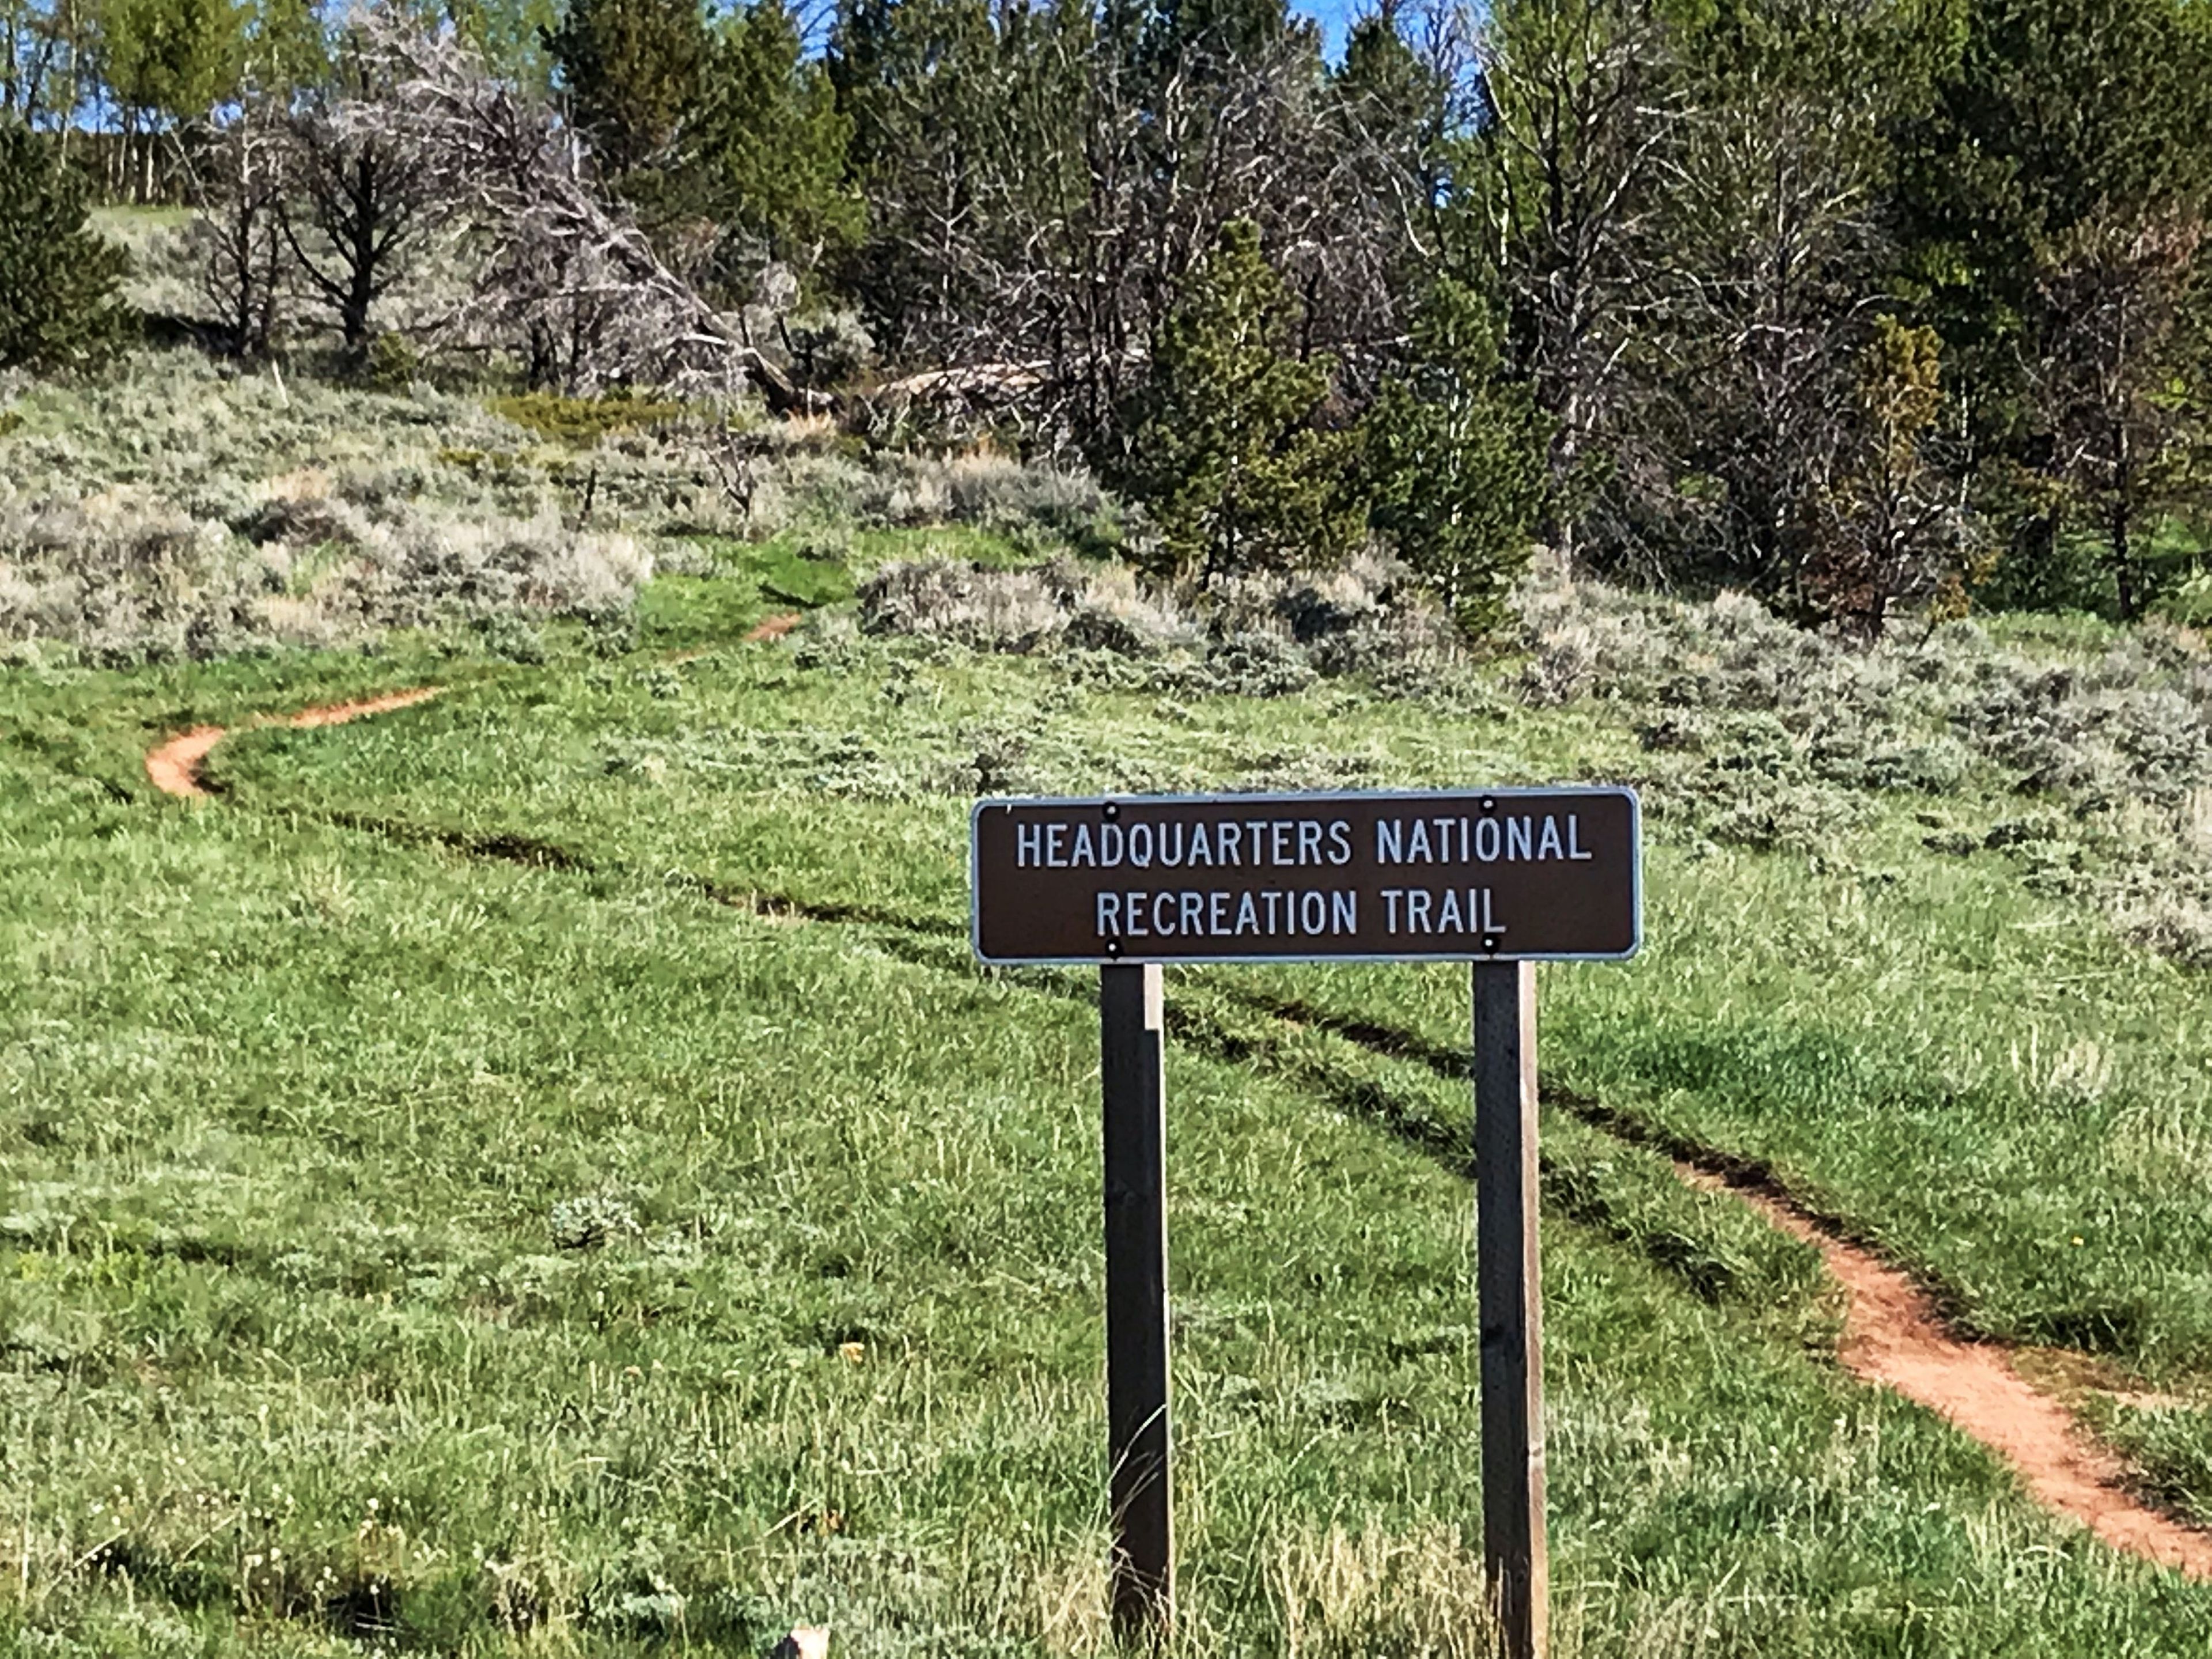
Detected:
left=971, top=787, right=1641, bottom=1657
left=971, top=788, right=1639, bottom=964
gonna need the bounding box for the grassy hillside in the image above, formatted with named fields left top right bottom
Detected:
left=10, top=344, right=2212, bottom=1652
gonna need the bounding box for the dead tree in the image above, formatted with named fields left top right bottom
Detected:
left=1810, top=318, right=1978, bottom=639
left=2033, top=208, right=2210, bottom=619
left=1482, top=0, right=1683, bottom=563
left=839, top=13, right=1422, bottom=449
left=195, top=100, right=290, bottom=357
left=331, top=11, right=808, bottom=403
left=280, top=31, right=435, bottom=366
left=1643, top=69, right=1887, bottom=594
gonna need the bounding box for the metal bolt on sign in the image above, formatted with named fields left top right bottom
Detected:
left=972, top=788, right=1642, bottom=1657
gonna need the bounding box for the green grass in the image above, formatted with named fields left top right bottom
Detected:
left=9, top=552, right=2212, bottom=1652
left=184, top=590, right=2212, bottom=1384
left=87, top=203, right=197, bottom=238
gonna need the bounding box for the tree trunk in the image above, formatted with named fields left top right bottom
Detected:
left=342, top=154, right=379, bottom=359
left=2112, top=486, right=2136, bottom=620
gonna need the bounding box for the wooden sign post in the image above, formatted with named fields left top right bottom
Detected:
left=972, top=789, right=1639, bottom=1656
left=1100, top=963, right=1172, bottom=1642
left=1474, top=960, right=1545, bottom=1656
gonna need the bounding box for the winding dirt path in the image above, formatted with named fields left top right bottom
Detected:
left=145, top=688, right=444, bottom=799
left=1687, top=1165, right=2212, bottom=1579
left=743, top=611, right=802, bottom=643
left=135, top=668, right=2212, bottom=1581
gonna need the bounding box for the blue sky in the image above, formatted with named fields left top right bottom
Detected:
left=1297, top=0, right=1365, bottom=60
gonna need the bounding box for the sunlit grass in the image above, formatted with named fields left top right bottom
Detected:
left=7, top=553, right=2212, bottom=1652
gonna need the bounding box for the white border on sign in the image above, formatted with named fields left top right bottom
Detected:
left=968, top=786, right=1643, bottom=966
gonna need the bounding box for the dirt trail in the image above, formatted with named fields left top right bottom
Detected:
left=744, top=611, right=802, bottom=642
left=1686, top=1165, right=2212, bottom=1579
left=145, top=688, right=444, bottom=799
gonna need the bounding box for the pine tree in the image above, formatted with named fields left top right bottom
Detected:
left=1892, top=0, right=2212, bottom=609
left=0, top=119, right=130, bottom=369
left=543, top=0, right=708, bottom=183
left=677, top=0, right=857, bottom=274
left=1116, top=218, right=1363, bottom=586
left=1366, top=278, right=1552, bottom=635
left=446, top=0, right=559, bottom=90
left=1809, top=315, right=1979, bottom=638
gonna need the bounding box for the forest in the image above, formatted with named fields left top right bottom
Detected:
left=5, top=0, right=2209, bottom=640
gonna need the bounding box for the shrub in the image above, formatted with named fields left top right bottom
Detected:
left=1187, top=628, right=1316, bottom=698
left=1700, top=781, right=1875, bottom=856
left=0, top=122, right=131, bottom=372
left=857, top=558, right=1068, bottom=650
left=857, top=555, right=1194, bottom=658
left=856, top=551, right=1475, bottom=704
left=340, top=509, right=652, bottom=627
left=0, top=488, right=259, bottom=664
left=940, top=450, right=1107, bottom=535
left=1112, top=219, right=1363, bottom=586
left=2120, top=895, right=2212, bottom=968
left=1858, top=738, right=1974, bottom=794
left=0, top=467, right=653, bottom=660
left=785, top=309, right=874, bottom=386
left=2162, top=569, right=2212, bottom=627
left=490, top=390, right=689, bottom=446
left=586, top=606, right=640, bottom=656
left=954, top=725, right=1037, bottom=795
left=476, top=610, right=548, bottom=664
left=366, top=332, right=423, bottom=392
left=549, top=1193, right=641, bottom=1251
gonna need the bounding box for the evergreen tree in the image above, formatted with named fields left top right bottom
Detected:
left=240, top=0, right=323, bottom=94
left=1810, top=315, right=1979, bottom=637
left=1892, top=0, right=2212, bottom=608
left=678, top=0, right=857, bottom=276
left=1118, top=0, right=1306, bottom=90
left=0, top=118, right=129, bottom=369
left=543, top=0, right=708, bottom=182
left=446, top=0, right=558, bottom=90
left=1366, top=278, right=1552, bottom=635
left=1116, top=218, right=1363, bottom=585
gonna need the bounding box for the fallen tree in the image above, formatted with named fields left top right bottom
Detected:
left=331, top=10, right=827, bottom=407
